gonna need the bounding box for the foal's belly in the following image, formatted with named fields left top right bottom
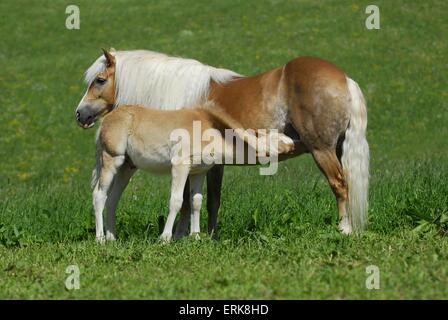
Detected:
left=127, top=143, right=173, bottom=174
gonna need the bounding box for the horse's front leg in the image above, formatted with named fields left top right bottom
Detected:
left=104, top=163, right=135, bottom=241
left=93, top=153, right=125, bottom=243
left=161, top=164, right=190, bottom=242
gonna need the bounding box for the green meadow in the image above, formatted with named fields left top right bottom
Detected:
left=0, top=0, right=447, bottom=299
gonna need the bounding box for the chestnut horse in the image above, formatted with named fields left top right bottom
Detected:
left=75, top=49, right=369, bottom=238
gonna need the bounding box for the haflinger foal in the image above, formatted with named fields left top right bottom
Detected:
left=92, top=102, right=294, bottom=242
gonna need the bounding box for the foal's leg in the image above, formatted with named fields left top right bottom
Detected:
left=206, top=165, right=224, bottom=240
left=189, top=173, right=206, bottom=239
left=160, top=164, right=190, bottom=242
left=93, top=152, right=125, bottom=242
left=312, top=149, right=350, bottom=234
left=104, top=163, right=136, bottom=241
left=173, top=178, right=191, bottom=240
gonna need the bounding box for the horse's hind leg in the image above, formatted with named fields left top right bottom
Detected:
left=104, top=162, right=135, bottom=241
left=161, top=164, right=190, bottom=242
left=283, top=57, right=351, bottom=232
left=311, top=149, right=350, bottom=234
left=189, top=173, right=206, bottom=239
left=93, top=152, right=125, bottom=242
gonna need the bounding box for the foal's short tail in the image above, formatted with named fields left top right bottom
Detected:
left=91, top=132, right=102, bottom=189
left=341, top=78, right=370, bottom=232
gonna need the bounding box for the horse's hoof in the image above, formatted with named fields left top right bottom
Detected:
left=173, top=230, right=189, bottom=240
left=210, top=231, right=219, bottom=241
left=338, top=218, right=352, bottom=235
left=160, top=233, right=172, bottom=242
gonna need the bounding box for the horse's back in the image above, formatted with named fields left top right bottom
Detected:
left=284, top=56, right=347, bottom=87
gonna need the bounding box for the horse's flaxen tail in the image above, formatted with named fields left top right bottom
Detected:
left=91, top=131, right=102, bottom=189
left=341, top=78, right=369, bottom=232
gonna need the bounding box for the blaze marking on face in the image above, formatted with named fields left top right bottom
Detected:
left=75, top=50, right=116, bottom=128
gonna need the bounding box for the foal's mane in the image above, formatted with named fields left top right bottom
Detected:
left=84, top=50, right=240, bottom=110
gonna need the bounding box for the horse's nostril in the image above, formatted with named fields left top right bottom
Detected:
left=76, top=111, right=80, bottom=120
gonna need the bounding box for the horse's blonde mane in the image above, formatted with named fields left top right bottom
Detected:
left=84, top=50, right=240, bottom=110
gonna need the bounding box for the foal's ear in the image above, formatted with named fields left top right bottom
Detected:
left=102, top=48, right=115, bottom=67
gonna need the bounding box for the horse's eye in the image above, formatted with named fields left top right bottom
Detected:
left=95, top=77, right=107, bottom=85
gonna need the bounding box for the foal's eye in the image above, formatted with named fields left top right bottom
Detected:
left=95, top=77, right=107, bottom=85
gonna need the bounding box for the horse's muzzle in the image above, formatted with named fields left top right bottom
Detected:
left=76, top=108, right=96, bottom=129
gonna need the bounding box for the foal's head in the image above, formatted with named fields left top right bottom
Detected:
left=75, top=49, right=116, bottom=128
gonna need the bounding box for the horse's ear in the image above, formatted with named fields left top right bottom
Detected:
left=102, top=48, right=115, bottom=67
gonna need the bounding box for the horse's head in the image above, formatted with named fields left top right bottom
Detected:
left=75, top=49, right=116, bottom=128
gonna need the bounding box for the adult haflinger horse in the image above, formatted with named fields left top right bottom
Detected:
left=75, top=49, right=369, bottom=238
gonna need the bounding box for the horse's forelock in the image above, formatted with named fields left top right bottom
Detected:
left=84, top=55, right=107, bottom=86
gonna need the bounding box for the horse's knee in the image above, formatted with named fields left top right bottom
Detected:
left=192, top=194, right=203, bottom=211
left=170, top=193, right=184, bottom=213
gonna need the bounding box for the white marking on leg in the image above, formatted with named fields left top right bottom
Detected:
left=339, top=215, right=352, bottom=235
left=189, top=174, right=205, bottom=238
left=93, top=184, right=107, bottom=243
left=161, top=164, right=190, bottom=242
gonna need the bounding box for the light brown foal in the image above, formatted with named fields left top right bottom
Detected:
left=93, top=103, right=293, bottom=242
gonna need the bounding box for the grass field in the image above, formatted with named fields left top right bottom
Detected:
left=0, top=0, right=447, bottom=299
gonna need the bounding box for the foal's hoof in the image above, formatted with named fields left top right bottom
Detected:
left=106, top=232, right=116, bottom=241
left=190, top=232, right=201, bottom=240
left=277, top=136, right=295, bottom=154
left=96, top=236, right=106, bottom=244
left=160, top=233, right=172, bottom=242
